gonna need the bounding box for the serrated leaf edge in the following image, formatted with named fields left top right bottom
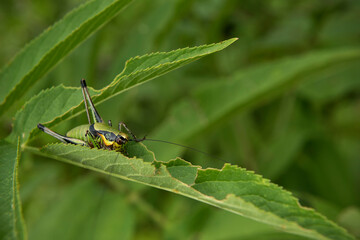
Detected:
left=0, top=0, right=130, bottom=108
left=38, top=143, right=353, bottom=240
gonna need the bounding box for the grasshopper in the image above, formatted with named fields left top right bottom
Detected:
left=38, top=79, right=144, bottom=153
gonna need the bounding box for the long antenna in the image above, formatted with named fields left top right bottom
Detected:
left=142, top=138, right=226, bottom=164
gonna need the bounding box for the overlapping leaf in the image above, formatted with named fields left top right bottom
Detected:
left=0, top=0, right=132, bottom=114
left=7, top=39, right=237, bottom=144
left=39, top=142, right=353, bottom=240
left=298, top=59, right=360, bottom=104
left=147, top=47, right=360, bottom=160
left=0, top=140, right=26, bottom=240
left=28, top=177, right=134, bottom=240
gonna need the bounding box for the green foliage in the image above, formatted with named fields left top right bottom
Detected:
left=1, top=0, right=359, bottom=240
left=148, top=48, right=360, bottom=161
left=27, top=176, right=134, bottom=240
left=0, top=0, right=132, bottom=114
left=0, top=140, right=26, bottom=240
left=8, top=38, right=236, bottom=144
left=38, top=143, right=352, bottom=240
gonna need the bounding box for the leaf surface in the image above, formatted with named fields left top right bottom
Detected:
left=298, top=59, right=360, bottom=104
left=7, top=39, right=237, bottom=144
left=28, top=177, right=134, bottom=240
left=39, top=143, right=353, bottom=240
left=0, top=140, right=26, bottom=240
left=0, top=0, right=132, bottom=113
left=148, top=47, right=360, bottom=160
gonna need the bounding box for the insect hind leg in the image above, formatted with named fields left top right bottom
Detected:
left=37, top=124, right=88, bottom=146
left=80, top=79, right=103, bottom=123
left=81, top=80, right=92, bottom=124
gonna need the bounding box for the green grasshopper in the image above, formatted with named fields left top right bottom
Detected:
left=38, top=79, right=224, bottom=163
left=37, top=79, right=145, bottom=153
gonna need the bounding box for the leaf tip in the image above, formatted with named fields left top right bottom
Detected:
left=224, top=37, right=238, bottom=45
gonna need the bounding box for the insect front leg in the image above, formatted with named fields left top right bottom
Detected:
left=85, top=130, right=102, bottom=149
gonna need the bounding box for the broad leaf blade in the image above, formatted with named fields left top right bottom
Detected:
left=28, top=177, right=134, bottom=240
left=298, top=59, right=360, bottom=104
left=8, top=39, right=237, bottom=144
left=0, top=140, right=27, bottom=240
left=97, top=38, right=239, bottom=103
left=0, top=0, right=132, bottom=113
left=39, top=143, right=354, bottom=240
left=148, top=47, right=360, bottom=160
left=199, top=210, right=308, bottom=240
left=7, top=85, right=89, bottom=144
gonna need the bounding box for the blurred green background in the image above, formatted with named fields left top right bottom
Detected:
left=1, top=0, right=359, bottom=239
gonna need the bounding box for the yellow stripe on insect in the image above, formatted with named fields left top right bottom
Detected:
left=98, top=133, right=114, bottom=146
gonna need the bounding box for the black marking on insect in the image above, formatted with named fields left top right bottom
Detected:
left=38, top=79, right=145, bottom=153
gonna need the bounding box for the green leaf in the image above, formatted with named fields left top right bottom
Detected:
left=106, top=0, right=183, bottom=80
left=199, top=210, right=307, bottom=240
left=258, top=100, right=309, bottom=179
left=0, top=140, right=27, bottom=240
left=0, top=0, right=132, bottom=114
left=7, top=39, right=238, bottom=144
left=28, top=176, right=134, bottom=240
left=259, top=127, right=307, bottom=179
left=7, top=85, right=84, bottom=144
left=338, top=207, right=360, bottom=238
left=298, top=59, right=360, bottom=104
left=318, top=7, right=360, bottom=46
left=147, top=47, right=360, bottom=160
left=38, top=143, right=354, bottom=240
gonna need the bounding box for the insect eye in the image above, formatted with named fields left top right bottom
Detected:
left=116, top=135, right=127, bottom=144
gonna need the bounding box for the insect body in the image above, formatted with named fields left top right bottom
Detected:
left=38, top=79, right=224, bottom=163
left=38, top=79, right=144, bottom=153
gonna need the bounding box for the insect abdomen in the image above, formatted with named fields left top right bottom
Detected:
left=66, top=124, right=90, bottom=141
